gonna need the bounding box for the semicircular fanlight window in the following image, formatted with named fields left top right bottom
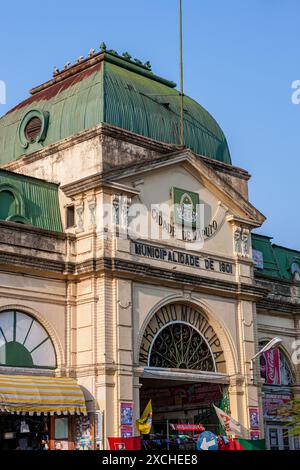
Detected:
left=0, top=311, right=56, bottom=369
left=149, top=322, right=215, bottom=371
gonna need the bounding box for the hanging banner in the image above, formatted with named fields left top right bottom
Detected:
left=108, top=436, right=141, bottom=450
left=121, top=403, right=133, bottom=426
left=249, top=407, right=260, bottom=430
left=264, top=349, right=281, bottom=385
left=120, top=402, right=133, bottom=437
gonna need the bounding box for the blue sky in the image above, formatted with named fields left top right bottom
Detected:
left=1, top=0, right=299, bottom=249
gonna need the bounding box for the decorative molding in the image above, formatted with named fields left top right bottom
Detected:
left=117, top=300, right=132, bottom=310
left=88, top=200, right=96, bottom=226
left=61, top=174, right=140, bottom=198
left=232, top=225, right=250, bottom=258
left=75, top=200, right=84, bottom=232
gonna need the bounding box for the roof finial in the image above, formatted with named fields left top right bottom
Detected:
left=99, top=42, right=107, bottom=52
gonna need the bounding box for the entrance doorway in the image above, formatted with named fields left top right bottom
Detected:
left=266, top=425, right=295, bottom=450
left=140, top=377, right=226, bottom=450
left=0, top=413, right=50, bottom=450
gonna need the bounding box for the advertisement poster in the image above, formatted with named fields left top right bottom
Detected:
left=263, top=393, right=292, bottom=420
left=121, top=402, right=133, bottom=425
left=250, top=431, right=260, bottom=440
left=249, top=407, right=260, bottom=430
left=120, top=403, right=133, bottom=437
left=121, top=425, right=133, bottom=438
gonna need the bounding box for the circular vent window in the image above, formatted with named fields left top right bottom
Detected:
left=18, top=109, right=49, bottom=149
left=24, top=116, right=42, bottom=142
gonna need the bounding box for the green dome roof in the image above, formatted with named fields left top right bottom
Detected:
left=0, top=52, right=231, bottom=165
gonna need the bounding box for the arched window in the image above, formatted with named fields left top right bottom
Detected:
left=259, top=341, right=295, bottom=386
left=149, top=322, right=215, bottom=371
left=0, top=310, right=56, bottom=369
left=0, top=190, right=17, bottom=220
left=0, top=186, right=27, bottom=223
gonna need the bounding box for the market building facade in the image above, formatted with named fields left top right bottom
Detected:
left=0, top=47, right=299, bottom=450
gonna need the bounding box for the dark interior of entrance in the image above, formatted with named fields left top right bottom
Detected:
left=140, top=378, right=227, bottom=449
left=0, top=414, right=50, bottom=450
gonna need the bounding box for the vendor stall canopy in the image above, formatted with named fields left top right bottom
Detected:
left=0, top=46, right=232, bottom=166
left=0, top=374, right=87, bottom=415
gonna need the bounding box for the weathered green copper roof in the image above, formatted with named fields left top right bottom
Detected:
left=0, top=169, right=62, bottom=232
left=0, top=52, right=231, bottom=165
left=252, top=233, right=300, bottom=281
left=272, top=244, right=300, bottom=281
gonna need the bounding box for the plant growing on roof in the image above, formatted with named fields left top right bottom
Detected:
left=108, top=49, right=118, bottom=56
left=122, top=52, right=132, bottom=60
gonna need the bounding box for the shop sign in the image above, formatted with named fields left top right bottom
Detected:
left=263, top=393, right=292, bottom=420
left=170, top=424, right=205, bottom=432
left=132, top=242, right=233, bottom=274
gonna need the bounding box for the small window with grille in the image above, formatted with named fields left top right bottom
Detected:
left=66, top=205, right=75, bottom=228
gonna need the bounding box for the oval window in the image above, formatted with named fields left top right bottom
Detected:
left=24, top=116, right=42, bottom=142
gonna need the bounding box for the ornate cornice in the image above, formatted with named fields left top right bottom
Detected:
left=75, top=256, right=266, bottom=299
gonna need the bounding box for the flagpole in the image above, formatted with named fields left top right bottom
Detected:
left=179, top=0, right=185, bottom=147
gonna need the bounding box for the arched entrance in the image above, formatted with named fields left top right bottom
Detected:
left=138, top=303, right=230, bottom=450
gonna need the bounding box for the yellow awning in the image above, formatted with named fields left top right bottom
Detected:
left=0, top=374, right=87, bottom=415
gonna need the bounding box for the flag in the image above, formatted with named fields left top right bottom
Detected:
left=236, top=438, right=265, bottom=450
left=135, top=400, right=152, bottom=434
left=218, top=437, right=265, bottom=450
left=213, top=405, right=242, bottom=436
left=108, top=436, right=141, bottom=450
